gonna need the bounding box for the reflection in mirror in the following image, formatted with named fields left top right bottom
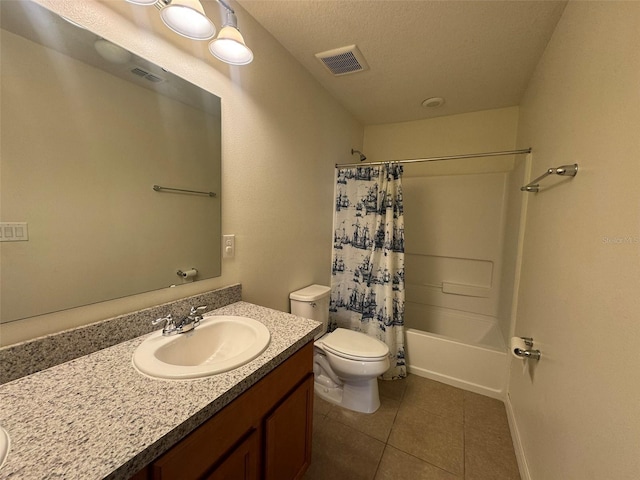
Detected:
left=0, top=1, right=222, bottom=323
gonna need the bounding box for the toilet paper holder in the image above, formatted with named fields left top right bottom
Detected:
left=177, top=268, right=198, bottom=279
left=514, top=337, right=541, bottom=360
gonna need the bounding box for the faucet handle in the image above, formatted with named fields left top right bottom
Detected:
left=152, top=314, right=173, bottom=326
left=152, top=314, right=178, bottom=335
left=190, top=305, right=207, bottom=316
left=189, top=305, right=207, bottom=328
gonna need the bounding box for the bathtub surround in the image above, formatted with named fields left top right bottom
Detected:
left=330, top=164, right=406, bottom=379
left=0, top=284, right=241, bottom=384
left=362, top=106, right=524, bottom=376
left=402, top=168, right=526, bottom=395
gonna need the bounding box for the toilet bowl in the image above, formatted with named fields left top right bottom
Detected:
left=290, top=285, right=390, bottom=413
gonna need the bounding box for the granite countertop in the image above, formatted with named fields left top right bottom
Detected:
left=0, top=302, right=321, bottom=479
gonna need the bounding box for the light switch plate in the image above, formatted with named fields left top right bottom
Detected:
left=0, top=222, right=29, bottom=242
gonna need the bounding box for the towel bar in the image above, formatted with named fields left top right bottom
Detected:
left=521, top=164, right=578, bottom=192
left=153, top=184, right=216, bottom=197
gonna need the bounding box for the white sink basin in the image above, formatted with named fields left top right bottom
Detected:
left=0, top=426, right=9, bottom=470
left=133, top=316, right=270, bottom=379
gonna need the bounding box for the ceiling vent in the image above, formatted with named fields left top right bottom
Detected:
left=130, top=67, right=165, bottom=83
left=315, top=45, right=369, bottom=76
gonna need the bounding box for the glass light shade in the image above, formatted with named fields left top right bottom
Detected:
left=160, top=0, right=216, bottom=40
left=208, top=26, right=253, bottom=65
left=126, top=0, right=158, bottom=5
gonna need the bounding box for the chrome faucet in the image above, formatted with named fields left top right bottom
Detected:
left=152, top=314, right=178, bottom=336
left=176, top=305, right=207, bottom=334
left=152, top=305, right=207, bottom=336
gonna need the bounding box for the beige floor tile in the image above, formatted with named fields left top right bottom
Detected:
left=304, top=417, right=385, bottom=480
left=464, top=425, right=520, bottom=480
left=378, top=376, right=408, bottom=401
left=402, top=375, right=464, bottom=423
left=313, top=395, right=333, bottom=417
left=374, top=445, right=462, bottom=480
left=327, top=395, right=400, bottom=442
left=312, top=411, right=326, bottom=430
left=463, top=391, right=511, bottom=437
left=388, top=402, right=464, bottom=476
left=305, top=377, right=521, bottom=480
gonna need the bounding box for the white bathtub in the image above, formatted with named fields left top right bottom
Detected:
left=404, top=303, right=508, bottom=398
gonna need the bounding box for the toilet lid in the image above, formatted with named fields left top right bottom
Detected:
left=321, top=328, right=389, bottom=361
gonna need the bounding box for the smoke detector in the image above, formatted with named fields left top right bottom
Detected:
left=315, top=45, right=369, bottom=76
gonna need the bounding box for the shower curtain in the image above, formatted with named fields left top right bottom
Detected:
left=329, top=163, right=406, bottom=380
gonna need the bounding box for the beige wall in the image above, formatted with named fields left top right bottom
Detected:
left=363, top=107, right=519, bottom=175
left=0, top=0, right=362, bottom=345
left=510, top=2, right=640, bottom=479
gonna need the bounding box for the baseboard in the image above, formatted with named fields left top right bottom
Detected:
left=505, top=392, right=531, bottom=480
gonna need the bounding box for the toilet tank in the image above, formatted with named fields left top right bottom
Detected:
left=290, top=284, right=331, bottom=337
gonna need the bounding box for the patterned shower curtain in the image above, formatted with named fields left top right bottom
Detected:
left=329, top=163, right=406, bottom=380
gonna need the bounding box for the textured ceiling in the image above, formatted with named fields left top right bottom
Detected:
left=238, top=0, right=567, bottom=125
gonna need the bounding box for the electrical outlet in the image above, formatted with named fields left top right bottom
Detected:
left=223, top=234, right=235, bottom=258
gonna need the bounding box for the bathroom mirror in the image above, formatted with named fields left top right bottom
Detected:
left=0, top=1, right=222, bottom=323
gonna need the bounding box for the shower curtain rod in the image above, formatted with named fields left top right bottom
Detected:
left=336, top=148, right=532, bottom=168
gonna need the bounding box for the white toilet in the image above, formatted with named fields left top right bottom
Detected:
left=290, top=284, right=390, bottom=414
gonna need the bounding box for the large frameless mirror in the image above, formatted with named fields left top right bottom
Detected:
left=0, top=0, right=222, bottom=323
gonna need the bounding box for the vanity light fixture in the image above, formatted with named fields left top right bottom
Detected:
left=208, top=5, right=253, bottom=65
left=159, top=0, right=216, bottom=40
left=126, top=0, right=253, bottom=65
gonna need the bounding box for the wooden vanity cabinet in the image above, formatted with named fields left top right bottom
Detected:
left=263, top=374, right=313, bottom=480
left=204, top=429, right=259, bottom=480
left=134, top=342, right=314, bottom=480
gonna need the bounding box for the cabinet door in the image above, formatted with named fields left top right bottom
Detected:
left=204, top=430, right=259, bottom=480
left=149, top=344, right=314, bottom=480
left=264, top=374, right=314, bottom=480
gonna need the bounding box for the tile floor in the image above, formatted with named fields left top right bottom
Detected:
left=303, top=374, right=520, bottom=480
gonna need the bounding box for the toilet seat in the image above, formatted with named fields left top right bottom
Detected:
left=319, top=328, right=388, bottom=362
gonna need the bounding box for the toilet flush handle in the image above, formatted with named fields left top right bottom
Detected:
left=310, top=302, right=316, bottom=308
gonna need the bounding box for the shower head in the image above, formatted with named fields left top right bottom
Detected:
left=351, top=149, right=367, bottom=162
